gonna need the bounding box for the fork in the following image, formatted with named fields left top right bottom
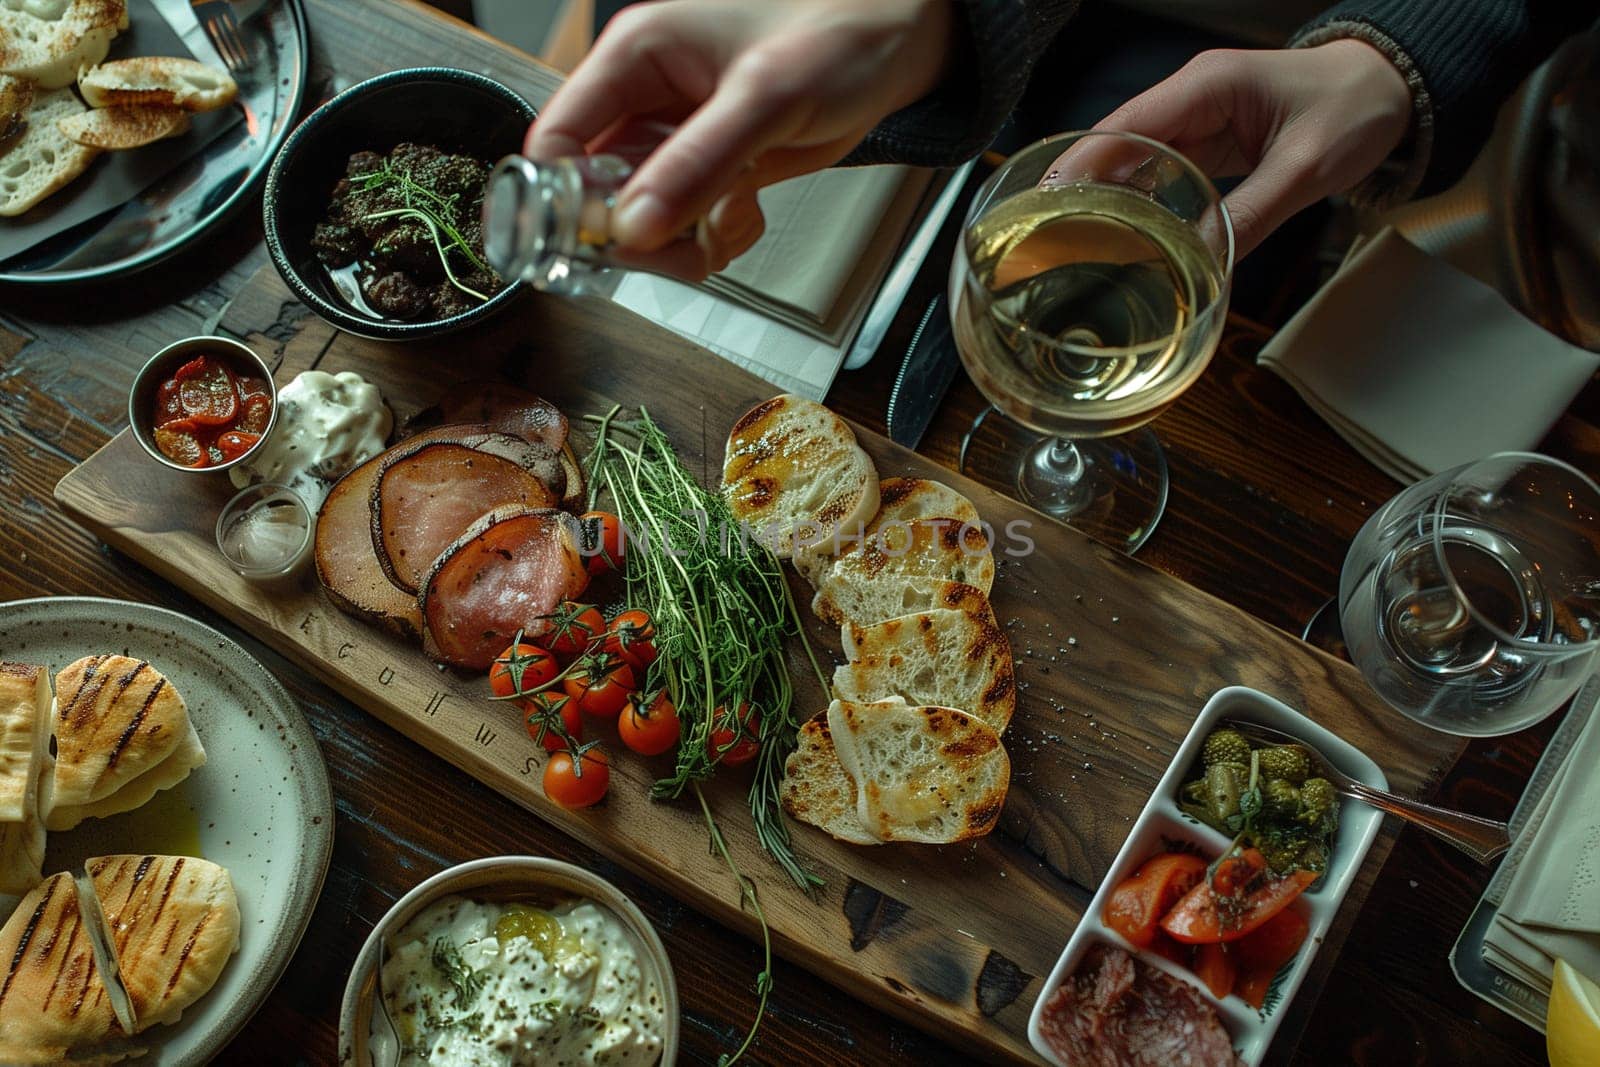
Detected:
left=191, top=0, right=250, bottom=72
left=1223, top=719, right=1512, bottom=865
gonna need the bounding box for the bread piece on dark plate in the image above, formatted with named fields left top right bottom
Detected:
left=78, top=56, right=236, bottom=112
left=0, top=74, right=33, bottom=146
left=0, top=0, right=127, bottom=90
left=0, top=87, right=100, bottom=217
left=58, top=103, right=189, bottom=149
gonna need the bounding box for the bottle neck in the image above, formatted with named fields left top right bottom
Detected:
left=482, top=155, right=632, bottom=294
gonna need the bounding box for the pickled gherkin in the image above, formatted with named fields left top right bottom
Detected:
left=1202, top=729, right=1251, bottom=768
left=1257, top=745, right=1312, bottom=785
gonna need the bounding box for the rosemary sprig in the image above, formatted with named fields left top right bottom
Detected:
left=349, top=160, right=492, bottom=302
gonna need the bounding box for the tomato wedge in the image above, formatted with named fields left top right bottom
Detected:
left=1233, top=906, right=1310, bottom=1008
left=1103, top=851, right=1208, bottom=948
left=1193, top=941, right=1237, bottom=1000
left=177, top=356, right=239, bottom=426
left=1161, top=867, right=1317, bottom=944
left=215, top=431, right=261, bottom=462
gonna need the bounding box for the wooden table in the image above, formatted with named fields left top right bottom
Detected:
left=1, top=1, right=1588, bottom=1062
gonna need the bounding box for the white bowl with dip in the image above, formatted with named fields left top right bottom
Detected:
left=339, top=856, right=679, bottom=1067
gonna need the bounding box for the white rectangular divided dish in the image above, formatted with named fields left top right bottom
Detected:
left=1027, top=686, right=1390, bottom=1066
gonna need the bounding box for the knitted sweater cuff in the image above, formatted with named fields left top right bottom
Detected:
left=843, top=0, right=1077, bottom=168
left=1290, top=22, right=1434, bottom=210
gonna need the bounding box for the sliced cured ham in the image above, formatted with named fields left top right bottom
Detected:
left=403, top=383, right=585, bottom=511
left=1036, top=944, right=1241, bottom=1067
left=369, top=432, right=565, bottom=593
left=420, top=506, right=591, bottom=670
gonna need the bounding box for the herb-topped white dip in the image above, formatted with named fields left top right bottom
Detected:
left=380, top=894, right=666, bottom=1066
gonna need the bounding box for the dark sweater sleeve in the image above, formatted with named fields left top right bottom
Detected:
left=842, top=0, right=1079, bottom=167
left=1292, top=0, right=1595, bottom=199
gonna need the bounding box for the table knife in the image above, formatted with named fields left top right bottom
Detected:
left=843, top=160, right=974, bottom=371
left=148, top=0, right=233, bottom=74
left=887, top=293, right=959, bottom=450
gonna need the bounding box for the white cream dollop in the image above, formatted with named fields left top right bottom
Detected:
left=229, top=370, right=391, bottom=504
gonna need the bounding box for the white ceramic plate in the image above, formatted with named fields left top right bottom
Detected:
left=1028, top=686, right=1389, bottom=1066
left=0, top=596, right=333, bottom=1065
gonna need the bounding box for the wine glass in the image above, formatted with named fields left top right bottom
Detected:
left=1339, top=452, right=1600, bottom=736
left=949, top=131, right=1233, bottom=551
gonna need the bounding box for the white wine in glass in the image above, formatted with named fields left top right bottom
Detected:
left=951, top=132, right=1233, bottom=550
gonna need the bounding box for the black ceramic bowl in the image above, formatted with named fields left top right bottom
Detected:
left=262, top=67, right=535, bottom=341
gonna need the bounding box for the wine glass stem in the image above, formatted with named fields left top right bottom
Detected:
left=1045, top=438, right=1085, bottom=484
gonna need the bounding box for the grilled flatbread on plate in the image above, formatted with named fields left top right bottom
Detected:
left=826, top=697, right=1009, bottom=844
left=58, top=103, right=190, bottom=149
left=779, top=714, right=877, bottom=845
left=836, top=609, right=1016, bottom=733
left=722, top=394, right=879, bottom=558
left=0, top=0, right=127, bottom=89
left=42, top=655, right=207, bottom=831
left=0, top=661, right=52, bottom=893
left=86, top=854, right=240, bottom=1031
left=0, top=872, right=131, bottom=1065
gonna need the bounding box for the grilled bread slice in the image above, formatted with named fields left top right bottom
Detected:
left=810, top=518, right=996, bottom=627
left=722, top=394, right=879, bottom=559
left=0, top=0, right=127, bottom=89
left=78, top=56, right=237, bottom=112
left=58, top=103, right=190, bottom=149
left=0, top=662, right=52, bottom=894
left=835, top=609, right=1016, bottom=733
left=827, top=697, right=1009, bottom=844
left=810, top=575, right=996, bottom=632
left=42, top=655, right=206, bottom=832
left=795, top=476, right=981, bottom=585
left=779, top=713, right=877, bottom=845
left=86, top=854, right=240, bottom=1031
left=0, top=73, right=32, bottom=145
left=0, top=86, right=100, bottom=216
left=0, top=872, right=130, bottom=1064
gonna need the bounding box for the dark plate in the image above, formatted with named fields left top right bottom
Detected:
left=262, top=66, right=536, bottom=341
left=0, top=0, right=309, bottom=285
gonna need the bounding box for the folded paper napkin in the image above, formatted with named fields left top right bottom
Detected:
left=702, top=164, right=928, bottom=341
left=1483, top=697, right=1600, bottom=994
left=1258, top=227, right=1599, bottom=483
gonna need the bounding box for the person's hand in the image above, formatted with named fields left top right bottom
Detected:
left=526, top=0, right=956, bottom=281
left=1060, top=41, right=1413, bottom=258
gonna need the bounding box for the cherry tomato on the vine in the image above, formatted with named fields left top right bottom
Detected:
left=525, top=691, right=583, bottom=752
left=618, top=690, right=681, bottom=756
left=709, top=702, right=760, bottom=766
left=604, top=609, right=657, bottom=673
left=580, top=510, right=625, bottom=576
left=538, top=601, right=606, bottom=659
left=544, top=745, right=610, bottom=809
left=489, top=642, right=560, bottom=700
left=562, top=650, right=637, bottom=718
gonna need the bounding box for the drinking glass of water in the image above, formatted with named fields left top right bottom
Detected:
left=949, top=131, right=1233, bottom=552
left=1338, top=453, right=1600, bottom=736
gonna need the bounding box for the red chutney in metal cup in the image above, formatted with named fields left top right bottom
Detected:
left=151, top=355, right=273, bottom=468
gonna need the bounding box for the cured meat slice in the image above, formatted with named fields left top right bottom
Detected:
left=420, top=506, right=590, bottom=670
left=369, top=432, right=565, bottom=594
left=1037, top=944, right=1241, bottom=1067
left=315, top=432, right=448, bottom=639
left=402, top=383, right=585, bottom=511
left=404, top=382, right=568, bottom=452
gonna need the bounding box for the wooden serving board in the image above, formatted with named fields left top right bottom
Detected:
left=56, top=267, right=1463, bottom=1063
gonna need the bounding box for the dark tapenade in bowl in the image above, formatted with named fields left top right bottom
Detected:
left=263, top=68, right=535, bottom=341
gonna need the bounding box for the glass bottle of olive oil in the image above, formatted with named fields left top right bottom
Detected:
left=482, top=154, right=633, bottom=293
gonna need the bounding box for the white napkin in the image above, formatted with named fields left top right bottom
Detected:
left=1258, top=227, right=1600, bottom=483
left=703, top=165, right=930, bottom=341
left=1484, top=699, right=1600, bottom=994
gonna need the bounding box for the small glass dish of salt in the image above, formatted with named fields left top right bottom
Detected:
left=215, top=483, right=314, bottom=584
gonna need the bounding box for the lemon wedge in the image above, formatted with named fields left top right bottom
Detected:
left=1548, top=958, right=1600, bottom=1067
